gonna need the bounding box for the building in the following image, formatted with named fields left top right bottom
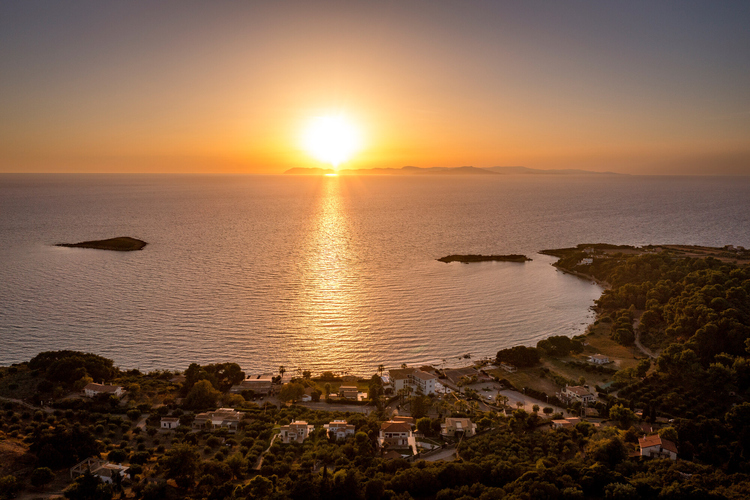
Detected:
left=230, top=373, right=274, bottom=396
left=441, top=418, right=477, bottom=438
left=578, top=258, right=594, bottom=266
left=560, top=385, right=595, bottom=404
left=323, top=420, right=356, bottom=440
left=279, top=420, right=315, bottom=443
left=160, top=417, right=180, bottom=429
left=639, top=434, right=678, bottom=460
left=410, top=370, right=438, bottom=395
left=192, top=408, right=242, bottom=433
left=588, top=354, right=609, bottom=365
left=338, top=386, right=359, bottom=399
left=551, top=419, right=574, bottom=430
left=378, top=421, right=413, bottom=450
left=83, top=383, right=124, bottom=398
left=443, top=367, right=480, bottom=386
left=70, top=457, right=129, bottom=483
left=499, top=362, right=517, bottom=373
left=388, top=368, right=439, bottom=395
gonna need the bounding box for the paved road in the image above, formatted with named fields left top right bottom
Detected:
left=422, top=445, right=456, bottom=462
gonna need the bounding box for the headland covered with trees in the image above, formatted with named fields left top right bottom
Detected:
left=1, top=243, right=750, bottom=499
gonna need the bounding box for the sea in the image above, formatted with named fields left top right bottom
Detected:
left=1, top=174, right=749, bottom=376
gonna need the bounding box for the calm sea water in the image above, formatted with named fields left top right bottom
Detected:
left=1, top=174, right=749, bottom=375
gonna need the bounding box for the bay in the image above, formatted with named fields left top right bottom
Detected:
left=1, top=174, right=748, bottom=374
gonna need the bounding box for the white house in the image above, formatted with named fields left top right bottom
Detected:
left=639, top=434, right=678, bottom=460
left=160, top=417, right=180, bottom=429
left=388, top=368, right=438, bottom=395
left=588, top=354, right=609, bottom=365
left=70, top=457, right=128, bottom=484
left=279, top=420, right=315, bottom=443
left=83, top=383, right=124, bottom=398
left=560, top=385, right=595, bottom=404
left=323, top=420, right=356, bottom=440
left=378, top=421, right=413, bottom=450
left=578, top=258, right=594, bottom=266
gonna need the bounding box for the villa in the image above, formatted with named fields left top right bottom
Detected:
left=192, top=408, right=242, bottom=433
left=279, top=420, right=315, bottom=443
left=323, top=420, right=356, bottom=440
left=83, top=383, right=124, bottom=398
left=639, top=434, right=678, bottom=460
left=440, top=418, right=477, bottom=438
left=378, top=421, right=414, bottom=450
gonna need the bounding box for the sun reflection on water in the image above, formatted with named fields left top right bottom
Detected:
left=290, top=176, right=370, bottom=375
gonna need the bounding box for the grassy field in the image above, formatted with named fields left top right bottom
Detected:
left=581, top=321, right=644, bottom=370
left=487, top=321, right=648, bottom=396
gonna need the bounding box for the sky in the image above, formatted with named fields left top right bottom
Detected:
left=1, top=1, right=749, bottom=175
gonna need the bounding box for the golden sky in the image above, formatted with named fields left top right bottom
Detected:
left=1, top=1, right=749, bottom=174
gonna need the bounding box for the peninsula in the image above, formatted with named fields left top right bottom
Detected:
left=437, top=254, right=531, bottom=263
left=56, top=236, right=147, bottom=252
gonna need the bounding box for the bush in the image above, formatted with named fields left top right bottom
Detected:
left=29, top=467, right=55, bottom=488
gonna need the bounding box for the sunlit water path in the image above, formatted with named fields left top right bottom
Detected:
left=1, top=174, right=749, bottom=374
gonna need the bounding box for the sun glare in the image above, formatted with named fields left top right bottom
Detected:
left=302, top=115, right=362, bottom=168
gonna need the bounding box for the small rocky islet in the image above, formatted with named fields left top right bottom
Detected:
left=56, top=236, right=147, bottom=251
left=437, top=254, right=531, bottom=263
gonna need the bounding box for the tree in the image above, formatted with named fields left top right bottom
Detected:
left=278, top=382, right=305, bottom=402
left=378, top=365, right=385, bottom=377
left=532, top=404, right=540, bottom=413
left=64, top=470, right=112, bottom=500
left=658, top=426, right=678, bottom=443
left=543, top=407, right=553, bottom=415
left=30, top=467, right=55, bottom=488
left=324, top=383, right=332, bottom=397
left=161, top=444, right=200, bottom=489
left=635, top=359, right=651, bottom=378
left=278, top=366, right=286, bottom=381
left=416, top=417, right=432, bottom=436
left=0, top=476, right=21, bottom=500
left=183, top=380, right=220, bottom=411
left=608, top=404, right=637, bottom=429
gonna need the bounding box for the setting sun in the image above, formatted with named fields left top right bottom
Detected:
left=302, top=115, right=362, bottom=168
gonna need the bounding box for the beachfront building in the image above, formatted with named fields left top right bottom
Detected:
left=388, top=368, right=439, bottom=395
left=324, top=420, right=356, bottom=440
left=230, top=373, right=275, bottom=396
left=160, top=417, right=180, bottom=429
left=440, top=418, right=477, bottom=438
left=639, top=435, right=678, bottom=460
left=443, top=367, right=480, bottom=386
left=279, top=421, right=315, bottom=444
left=192, top=408, right=242, bottom=433
left=560, top=385, right=595, bottom=404
left=378, top=421, right=413, bottom=450
left=83, top=383, right=124, bottom=398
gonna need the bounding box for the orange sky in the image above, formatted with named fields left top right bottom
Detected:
left=1, top=2, right=749, bottom=175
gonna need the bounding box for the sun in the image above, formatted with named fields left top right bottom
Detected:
left=302, top=114, right=362, bottom=168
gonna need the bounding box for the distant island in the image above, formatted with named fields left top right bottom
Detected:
left=285, top=165, right=624, bottom=176
left=437, top=254, right=531, bottom=263
left=56, top=236, right=147, bottom=251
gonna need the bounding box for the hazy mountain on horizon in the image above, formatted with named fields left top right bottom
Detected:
left=284, top=165, right=622, bottom=175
